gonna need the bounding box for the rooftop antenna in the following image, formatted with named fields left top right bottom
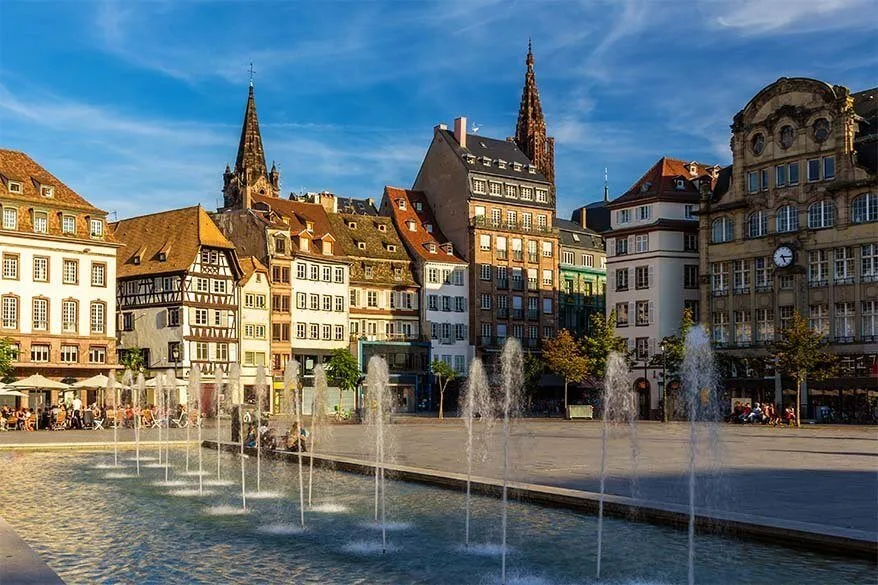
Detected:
left=603, top=167, right=609, bottom=203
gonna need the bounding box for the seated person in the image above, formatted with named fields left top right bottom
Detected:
left=24, top=409, right=36, bottom=431
left=244, top=425, right=256, bottom=448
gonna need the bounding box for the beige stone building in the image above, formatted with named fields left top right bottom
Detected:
left=699, top=77, right=877, bottom=421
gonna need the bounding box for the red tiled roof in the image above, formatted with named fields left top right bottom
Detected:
left=608, top=157, right=718, bottom=209
left=251, top=194, right=337, bottom=244
left=381, top=187, right=466, bottom=264
left=0, top=149, right=104, bottom=213
left=239, top=255, right=268, bottom=283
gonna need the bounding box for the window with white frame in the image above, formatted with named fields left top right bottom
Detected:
left=583, top=254, right=594, bottom=267
left=834, top=247, right=854, bottom=282
left=480, top=264, right=491, bottom=280
left=863, top=301, right=878, bottom=338
left=334, top=267, right=344, bottom=283
left=472, top=178, right=487, bottom=194
left=31, top=344, right=50, bottom=362
left=635, top=266, right=649, bottom=289
left=808, top=250, right=830, bottom=285
left=521, top=213, right=532, bottom=230
left=520, top=186, right=533, bottom=200
left=637, top=205, right=651, bottom=221
left=835, top=302, right=855, bottom=339
left=617, top=209, right=631, bottom=224
left=747, top=211, right=768, bottom=238
left=90, top=219, right=104, bottom=237
left=711, top=217, right=733, bottom=243
left=615, top=302, right=629, bottom=326
left=851, top=193, right=878, bottom=223
left=32, top=257, right=48, bottom=282
left=216, top=343, right=228, bottom=361
left=1, top=296, right=17, bottom=329
left=542, top=269, right=552, bottom=286
left=2, top=207, right=17, bottom=230
left=755, top=257, right=772, bottom=288
left=775, top=164, right=787, bottom=187
left=62, top=300, right=77, bottom=333
left=542, top=241, right=552, bottom=257
left=537, top=215, right=547, bottom=229
left=480, top=294, right=492, bottom=310
left=747, top=171, right=758, bottom=193
left=733, top=259, right=751, bottom=293
left=479, top=234, right=491, bottom=251
left=62, top=215, right=76, bottom=234
left=809, top=304, right=829, bottom=337
left=636, top=301, right=649, bottom=326
left=712, top=312, right=729, bottom=344
left=634, top=234, right=649, bottom=252
left=808, top=200, right=835, bottom=229
left=562, top=250, right=574, bottom=264
left=734, top=310, right=752, bottom=345
left=33, top=211, right=47, bottom=233
left=489, top=182, right=502, bottom=196
left=788, top=161, right=800, bottom=184
left=776, top=205, right=799, bottom=233
left=60, top=345, right=78, bottom=363
left=194, top=308, right=208, bottom=325
left=536, top=189, right=548, bottom=203
left=684, top=204, right=695, bottom=219
left=862, top=244, right=878, bottom=281
left=32, top=298, right=48, bottom=330
left=505, top=184, right=518, bottom=198
left=712, top=262, right=729, bottom=294
left=756, top=309, right=774, bottom=343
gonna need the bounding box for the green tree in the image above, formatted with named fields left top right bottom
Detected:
left=325, top=348, right=361, bottom=413
left=430, top=359, right=457, bottom=420
left=0, top=337, right=16, bottom=383
left=523, top=354, right=545, bottom=404
left=542, top=329, right=590, bottom=417
left=771, top=311, right=836, bottom=427
left=652, top=308, right=695, bottom=421
left=119, top=348, right=145, bottom=373
left=581, top=310, right=628, bottom=388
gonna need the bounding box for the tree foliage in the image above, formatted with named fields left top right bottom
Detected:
left=653, top=307, right=695, bottom=380
left=543, top=329, right=591, bottom=414
left=326, top=348, right=361, bottom=410
left=771, top=310, right=836, bottom=427
left=119, top=348, right=145, bottom=373
left=0, top=337, right=15, bottom=383
left=430, top=359, right=457, bottom=419
left=581, top=310, right=628, bottom=387
left=523, top=354, right=545, bottom=397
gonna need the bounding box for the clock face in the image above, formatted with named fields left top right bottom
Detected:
left=773, top=246, right=794, bottom=268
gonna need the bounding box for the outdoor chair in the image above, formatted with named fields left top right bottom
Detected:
left=141, top=410, right=159, bottom=429
left=170, top=412, right=188, bottom=428
left=92, top=416, right=105, bottom=431
left=52, top=410, right=66, bottom=430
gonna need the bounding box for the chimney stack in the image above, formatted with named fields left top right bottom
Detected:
left=454, top=116, right=467, bottom=149
left=319, top=192, right=337, bottom=214
left=578, top=206, right=588, bottom=230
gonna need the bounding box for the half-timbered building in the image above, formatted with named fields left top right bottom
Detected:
left=112, top=206, right=244, bottom=399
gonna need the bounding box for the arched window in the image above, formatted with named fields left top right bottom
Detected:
left=776, top=205, right=799, bottom=233
left=807, top=200, right=835, bottom=229
left=747, top=211, right=767, bottom=238
left=851, top=193, right=878, bottom=223
left=711, top=217, right=734, bottom=243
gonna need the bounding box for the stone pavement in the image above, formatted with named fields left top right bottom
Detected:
left=314, top=420, right=878, bottom=536
left=3, top=419, right=876, bottom=537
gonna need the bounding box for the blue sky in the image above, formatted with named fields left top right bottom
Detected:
left=1, top=1, right=876, bottom=221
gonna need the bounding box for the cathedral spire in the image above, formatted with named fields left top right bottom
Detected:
left=235, top=83, right=268, bottom=182
left=515, top=40, right=554, bottom=187
left=222, top=80, right=277, bottom=211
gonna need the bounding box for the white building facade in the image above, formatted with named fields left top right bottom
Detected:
left=238, top=257, right=271, bottom=403
left=605, top=158, right=717, bottom=419
left=291, top=255, right=350, bottom=374
left=0, top=149, right=119, bottom=406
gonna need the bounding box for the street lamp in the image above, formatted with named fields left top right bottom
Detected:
left=660, top=341, right=668, bottom=423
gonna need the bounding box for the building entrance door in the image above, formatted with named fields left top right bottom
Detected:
left=634, top=378, right=651, bottom=420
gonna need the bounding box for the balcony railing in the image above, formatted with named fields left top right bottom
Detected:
left=834, top=277, right=855, bottom=285
left=471, top=215, right=556, bottom=235
left=350, top=333, right=428, bottom=343
left=712, top=288, right=728, bottom=297
left=755, top=284, right=772, bottom=293
left=808, top=279, right=829, bottom=287
left=834, top=336, right=855, bottom=344
left=733, top=286, right=750, bottom=295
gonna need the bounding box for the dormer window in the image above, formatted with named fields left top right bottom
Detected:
left=414, top=202, right=423, bottom=212
left=687, top=163, right=699, bottom=176
left=442, top=242, right=453, bottom=255
left=497, top=159, right=507, bottom=169
left=133, top=255, right=141, bottom=265
left=40, top=185, right=54, bottom=198
left=306, top=221, right=314, bottom=232
left=640, top=182, right=652, bottom=193
left=274, top=236, right=286, bottom=255
left=7, top=181, right=21, bottom=194
left=62, top=215, right=76, bottom=235
left=572, top=234, right=581, bottom=242
left=347, top=221, right=357, bottom=229
left=406, top=220, right=416, bottom=232
left=397, top=198, right=406, bottom=210
left=322, top=240, right=333, bottom=255
left=674, top=179, right=686, bottom=191
left=357, top=241, right=367, bottom=250
left=90, top=219, right=104, bottom=237
left=480, top=156, right=492, bottom=166
left=527, top=165, right=536, bottom=174
left=425, top=223, right=433, bottom=233
left=427, top=243, right=437, bottom=253
left=158, top=252, right=167, bottom=262
left=464, top=154, right=477, bottom=164
left=386, top=244, right=397, bottom=252
left=364, top=265, right=373, bottom=279
left=512, top=162, right=523, bottom=172
left=300, top=237, right=310, bottom=252
left=378, top=224, right=387, bottom=233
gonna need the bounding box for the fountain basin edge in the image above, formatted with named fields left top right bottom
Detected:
left=202, top=440, right=877, bottom=562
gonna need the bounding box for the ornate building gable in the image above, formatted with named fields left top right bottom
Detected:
left=514, top=41, right=555, bottom=188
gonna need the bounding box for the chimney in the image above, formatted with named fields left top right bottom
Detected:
left=454, top=116, right=467, bottom=149
left=578, top=206, right=588, bottom=229
left=319, top=192, right=337, bottom=214
left=435, top=123, right=448, bottom=131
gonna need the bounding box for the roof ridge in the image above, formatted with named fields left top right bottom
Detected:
left=115, top=204, right=202, bottom=224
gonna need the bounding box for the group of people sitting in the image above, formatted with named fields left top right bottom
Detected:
left=0, top=401, right=199, bottom=431
left=242, top=421, right=309, bottom=452
left=726, top=401, right=797, bottom=426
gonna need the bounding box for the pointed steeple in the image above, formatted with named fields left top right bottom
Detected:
left=515, top=40, right=555, bottom=188
left=222, top=80, right=278, bottom=211
left=235, top=84, right=268, bottom=184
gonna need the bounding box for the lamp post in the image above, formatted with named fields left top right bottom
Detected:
left=660, top=341, right=668, bottom=423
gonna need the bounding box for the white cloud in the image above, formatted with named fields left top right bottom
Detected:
left=712, top=0, right=875, bottom=34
